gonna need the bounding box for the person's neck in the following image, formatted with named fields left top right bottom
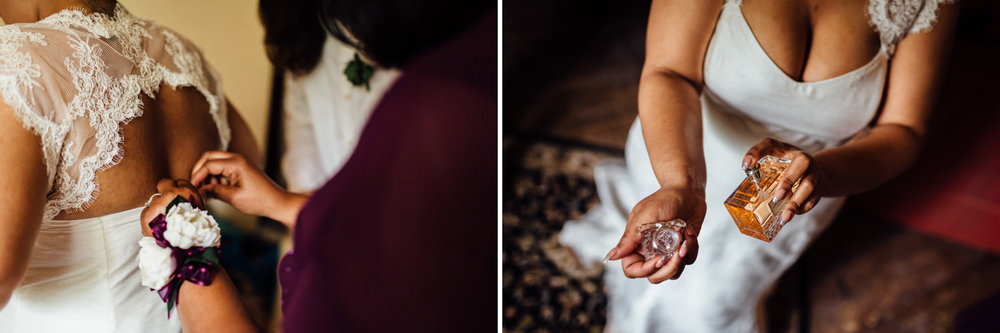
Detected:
left=3, top=0, right=102, bottom=24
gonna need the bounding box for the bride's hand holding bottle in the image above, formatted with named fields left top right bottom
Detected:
left=189, top=151, right=308, bottom=227
left=605, top=184, right=706, bottom=284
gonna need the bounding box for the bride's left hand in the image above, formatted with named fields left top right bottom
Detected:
left=743, top=138, right=827, bottom=226
left=139, top=178, right=205, bottom=236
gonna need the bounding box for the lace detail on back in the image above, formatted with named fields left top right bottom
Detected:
left=0, top=4, right=230, bottom=220
left=867, top=0, right=955, bottom=54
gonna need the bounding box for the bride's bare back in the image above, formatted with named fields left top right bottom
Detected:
left=0, top=5, right=260, bottom=221
left=56, top=86, right=236, bottom=220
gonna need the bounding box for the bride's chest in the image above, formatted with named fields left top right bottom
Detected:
left=738, top=0, right=880, bottom=83
left=700, top=0, right=890, bottom=140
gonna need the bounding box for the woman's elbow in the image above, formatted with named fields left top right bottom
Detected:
left=639, top=67, right=703, bottom=94
left=0, top=280, right=15, bottom=311
left=891, top=123, right=927, bottom=165
left=0, top=265, right=26, bottom=310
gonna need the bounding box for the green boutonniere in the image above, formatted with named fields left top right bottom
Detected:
left=344, top=52, right=375, bottom=91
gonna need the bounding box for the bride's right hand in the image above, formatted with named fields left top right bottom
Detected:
left=190, top=151, right=306, bottom=225
left=140, top=179, right=206, bottom=236
left=605, top=185, right=706, bottom=284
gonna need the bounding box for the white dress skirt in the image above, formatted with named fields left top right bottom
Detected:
left=559, top=0, right=951, bottom=331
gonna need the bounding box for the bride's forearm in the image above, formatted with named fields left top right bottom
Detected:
left=177, top=268, right=260, bottom=332
left=637, top=71, right=707, bottom=191
left=813, top=123, right=924, bottom=197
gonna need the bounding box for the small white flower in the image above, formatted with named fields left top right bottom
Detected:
left=162, top=202, right=221, bottom=249
left=138, top=237, right=175, bottom=290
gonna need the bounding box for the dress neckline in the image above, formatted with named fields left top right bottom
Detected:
left=35, top=3, right=136, bottom=39
left=727, top=2, right=886, bottom=86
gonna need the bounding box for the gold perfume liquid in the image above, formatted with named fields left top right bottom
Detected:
left=724, top=156, right=796, bottom=242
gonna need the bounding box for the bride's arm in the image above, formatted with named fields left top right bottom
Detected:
left=142, top=183, right=260, bottom=332
left=636, top=0, right=719, bottom=189
left=0, top=102, right=49, bottom=310
left=604, top=0, right=722, bottom=284
left=225, top=98, right=263, bottom=168
left=812, top=4, right=958, bottom=196
left=743, top=4, right=958, bottom=223
left=176, top=269, right=261, bottom=332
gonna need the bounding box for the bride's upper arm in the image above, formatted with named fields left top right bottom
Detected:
left=0, top=101, right=49, bottom=309
left=874, top=2, right=958, bottom=140
left=224, top=98, right=262, bottom=168
left=640, top=0, right=725, bottom=89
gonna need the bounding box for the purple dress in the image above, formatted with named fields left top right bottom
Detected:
left=278, top=13, right=497, bottom=332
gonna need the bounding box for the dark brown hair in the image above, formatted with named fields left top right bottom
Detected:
left=258, top=0, right=327, bottom=75
left=85, top=0, right=116, bottom=16
left=318, top=0, right=492, bottom=69
left=259, top=0, right=493, bottom=73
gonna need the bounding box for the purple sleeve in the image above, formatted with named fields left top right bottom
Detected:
left=280, top=13, right=497, bottom=332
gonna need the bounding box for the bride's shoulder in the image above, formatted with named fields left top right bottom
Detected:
left=141, top=21, right=211, bottom=66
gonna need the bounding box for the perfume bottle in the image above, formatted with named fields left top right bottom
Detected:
left=723, top=156, right=798, bottom=242
left=637, top=219, right=687, bottom=262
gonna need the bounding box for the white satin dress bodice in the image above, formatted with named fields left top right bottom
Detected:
left=0, top=4, right=229, bottom=332
left=0, top=208, right=180, bottom=332
left=559, top=0, right=952, bottom=331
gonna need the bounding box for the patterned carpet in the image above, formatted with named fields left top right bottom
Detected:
left=502, top=139, right=622, bottom=332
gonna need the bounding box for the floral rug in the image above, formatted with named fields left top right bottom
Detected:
left=502, top=139, right=623, bottom=332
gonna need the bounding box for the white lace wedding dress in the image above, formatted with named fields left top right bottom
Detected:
left=0, top=5, right=228, bottom=332
left=559, top=0, right=952, bottom=331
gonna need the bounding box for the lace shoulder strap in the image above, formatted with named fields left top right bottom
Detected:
left=867, top=0, right=955, bottom=55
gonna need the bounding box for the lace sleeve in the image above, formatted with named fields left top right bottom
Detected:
left=0, top=26, right=68, bottom=197
left=151, top=26, right=231, bottom=151
left=868, top=0, right=956, bottom=54
left=908, top=0, right=955, bottom=35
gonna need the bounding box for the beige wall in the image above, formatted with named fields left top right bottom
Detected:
left=121, top=0, right=272, bottom=153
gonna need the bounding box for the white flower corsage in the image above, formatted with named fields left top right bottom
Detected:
left=137, top=195, right=222, bottom=317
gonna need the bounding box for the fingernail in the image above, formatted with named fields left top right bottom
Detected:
left=773, top=188, right=786, bottom=203
left=778, top=209, right=793, bottom=226
left=742, top=156, right=752, bottom=169
left=655, top=256, right=667, bottom=268
left=603, top=248, right=616, bottom=264
left=679, top=240, right=688, bottom=258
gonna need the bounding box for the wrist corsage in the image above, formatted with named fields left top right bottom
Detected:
left=137, top=195, right=222, bottom=317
